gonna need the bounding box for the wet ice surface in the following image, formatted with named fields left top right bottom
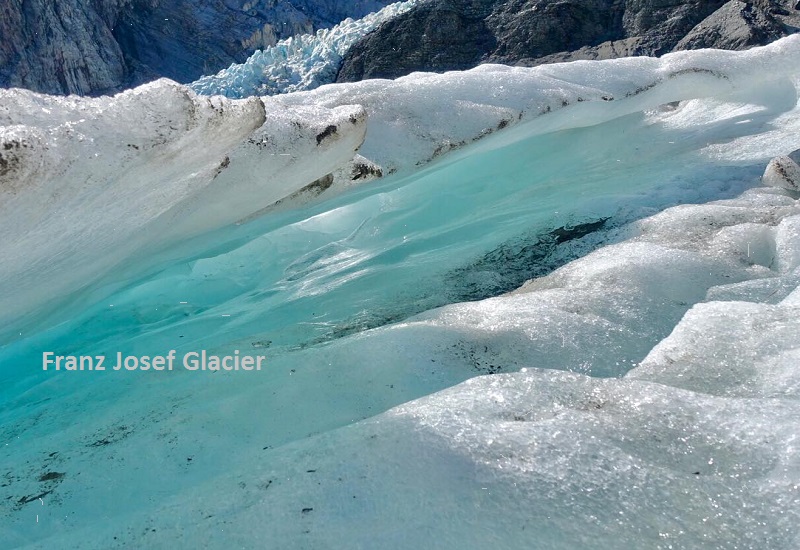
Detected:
left=2, top=38, right=800, bottom=548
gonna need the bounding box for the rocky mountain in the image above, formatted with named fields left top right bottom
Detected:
left=336, top=0, right=800, bottom=82
left=2, top=0, right=797, bottom=96
left=0, top=0, right=390, bottom=96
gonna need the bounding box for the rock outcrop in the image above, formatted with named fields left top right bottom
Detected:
left=336, top=0, right=800, bottom=82
left=675, top=0, right=787, bottom=50
left=0, top=0, right=390, bottom=96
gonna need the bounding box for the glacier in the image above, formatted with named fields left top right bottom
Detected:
left=1, top=37, right=800, bottom=548
left=189, top=0, right=420, bottom=98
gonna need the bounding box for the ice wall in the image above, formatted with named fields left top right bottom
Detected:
left=0, top=80, right=366, bottom=340
left=274, top=34, right=800, bottom=173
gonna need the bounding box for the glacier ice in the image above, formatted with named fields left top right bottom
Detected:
left=8, top=170, right=800, bottom=549
left=190, top=0, right=420, bottom=98
left=273, top=34, right=800, bottom=173
left=4, top=35, right=800, bottom=342
left=0, top=80, right=367, bottom=341
left=763, top=153, right=800, bottom=190
left=1, top=37, right=800, bottom=548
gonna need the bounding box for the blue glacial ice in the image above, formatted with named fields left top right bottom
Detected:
left=190, top=0, right=419, bottom=97
left=1, top=37, right=800, bottom=548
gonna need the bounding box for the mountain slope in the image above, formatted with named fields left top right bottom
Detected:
left=0, top=0, right=390, bottom=96
left=336, top=0, right=800, bottom=82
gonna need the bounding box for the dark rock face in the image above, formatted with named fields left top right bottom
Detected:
left=675, top=0, right=787, bottom=50
left=0, top=0, right=128, bottom=95
left=332, top=0, right=498, bottom=80
left=487, top=0, right=625, bottom=61
left=337, top=0, right=799, bottom=82
left=112, top=0, right=391, bottom=85
left=0, top=0, right=390, bottom=95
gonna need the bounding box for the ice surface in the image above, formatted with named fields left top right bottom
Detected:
left=274, top=34, right=800, bottom=173
left=190, top=0, right=419, bottom=97
left=5, top=36, right=800, bottom=343
left=7, top=175, right=800, bottom=550
left=2, top=38, right=800, bottom=548
left=0, top=81, right=366, bottom=340
left=763, top=154, right=800, bottom=190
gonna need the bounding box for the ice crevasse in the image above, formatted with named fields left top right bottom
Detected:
left=0, top=36, right=800, bottom=548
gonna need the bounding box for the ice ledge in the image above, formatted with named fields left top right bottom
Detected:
left=275, top=34, right=800, bottom=174
left=0, top=79, right=367, bottom=340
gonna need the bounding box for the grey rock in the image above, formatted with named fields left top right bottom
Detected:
left=114, top=0, right=390, bottom=85
left=513, top=38, right=642, bottom=66
left=334, top=0, right=498, bottom=81
left=485, top=0, right=626, bottom=62
left=675, top=0, right=786, bottom=50
left=337, top=0, right=799, bottom=83
left=0, top=0, right=390, bottom=95
left=0, top=0, right=128, bottom=95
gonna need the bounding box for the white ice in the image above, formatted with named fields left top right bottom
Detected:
left=0, top=81, right=366, bottom=340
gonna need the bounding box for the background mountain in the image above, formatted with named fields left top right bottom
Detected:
left=0, top=0, right=390, bottom=95
left=336, top=0, right=800, bottom=82
left=2, top=0, right=798, bottom=97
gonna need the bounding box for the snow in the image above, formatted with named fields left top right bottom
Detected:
left=190, top=0, right=419, bottom=98
left=2, top=37, right=800, bottom=548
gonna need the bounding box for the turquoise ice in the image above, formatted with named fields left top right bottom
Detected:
left=1, top=37, right=800, bottom=548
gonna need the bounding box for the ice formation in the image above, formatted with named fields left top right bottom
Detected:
left=273, top=35, right=800, bottom=173
left=190, top=0, right=419, bottom=98
left=4, top=36, right=800, bottom=342
left=1, top=37, right=800, bottom=549
left=0, top=81, right=367, bottom=340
